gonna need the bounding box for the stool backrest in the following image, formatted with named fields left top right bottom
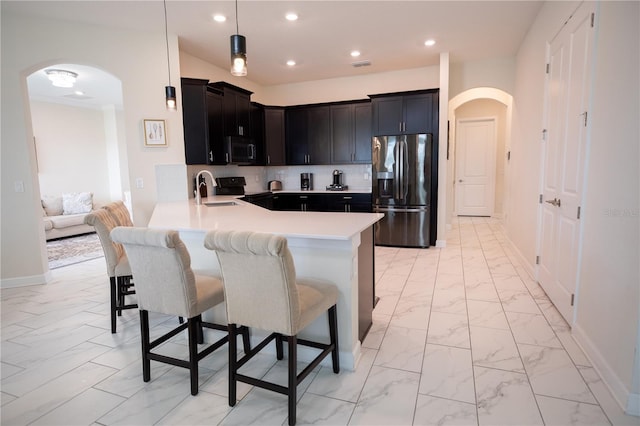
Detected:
left=84, top=209, right=125, bottom=277
left=205, top=230, right=300, bottom=335
left=111, top=227, right=197, bottom=318
left=103, top=201, right=133, bottom=227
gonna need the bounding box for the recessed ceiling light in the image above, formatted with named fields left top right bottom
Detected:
left=74, top=90, right=84, bottom=96
left=286, top=60, right=296, bottom=66
left=285, top=12, right=298, bottom=21
left=350, top=50, right=361, bottom=57
left=213, top=14, right=226, bottom=22
left=424, top=39, right=436, bottom=47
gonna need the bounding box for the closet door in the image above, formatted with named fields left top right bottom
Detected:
left=538, top=3, right=595, bottom=323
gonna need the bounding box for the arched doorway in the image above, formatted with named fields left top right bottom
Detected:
left=447, top=88, right=513, bottom=225
left=26, top=63, right=129, bottom=269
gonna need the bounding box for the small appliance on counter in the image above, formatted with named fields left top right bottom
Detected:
left=300, top=173, right=313, bottom=191
left=326, top=169, right=348, bottom=191
left=214, top=176, right=246, bottom=195
left=268, top=180, right=282, bottom=191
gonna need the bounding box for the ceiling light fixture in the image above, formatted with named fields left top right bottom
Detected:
left=230, top=0, right=247, bottom=77
left=45, top=69, right=78, bottom=88
left=424, top=39, right=436, bottom=47
left=285, top=12, right=298, bottom=21
left=350, top=50, right=361, bottom=57
left=286, top=60, right=296, bottom=66
left=163, top=0, right=177, bottom=111
left=213, top=14, right=226, bottom=22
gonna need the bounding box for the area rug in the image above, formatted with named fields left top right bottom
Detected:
left=47, top=233, right=104, bottom=269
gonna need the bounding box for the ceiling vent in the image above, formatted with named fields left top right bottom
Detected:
left=351, top=60, right=371, bottom=68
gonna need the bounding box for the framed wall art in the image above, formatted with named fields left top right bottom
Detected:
left=143, top=119, right=167, bottom=146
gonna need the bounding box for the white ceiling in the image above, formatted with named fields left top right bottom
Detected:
left=7, top=0, right=543, bottom=108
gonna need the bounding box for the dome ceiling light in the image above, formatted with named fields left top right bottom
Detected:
left=45, top=69, right=78, bottom=88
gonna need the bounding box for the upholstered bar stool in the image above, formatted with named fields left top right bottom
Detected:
left=111, top=227, right=249, bottom=395
left=204, top=230, right=339, bottom=426
left=103, top=200, right=133, bottom=227
left=102, top=201, right=136, bottom=321
left=84, top=209, right=137, bottom=333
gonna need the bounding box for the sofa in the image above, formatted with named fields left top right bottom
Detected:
left=42, top=192, right=97, bottom=241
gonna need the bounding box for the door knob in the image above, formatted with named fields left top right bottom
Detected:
left=545, top=198, right=561, bottom=207
left=458, top=179, right=464, bottom=183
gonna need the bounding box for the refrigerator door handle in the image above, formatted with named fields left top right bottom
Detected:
left=397, top=138, right=404, bottom=201
left=374, top=206, right=428, bottom=213
left=393, top=139, right=401, bottom=200
left=402, top=138, right=409, bottom=201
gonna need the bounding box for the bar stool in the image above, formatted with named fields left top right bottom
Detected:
left=111, top=226, right=249, bottom=395
left=204, top=229, right=339, bottom=425
left=84, top=209, right=137, bottom=333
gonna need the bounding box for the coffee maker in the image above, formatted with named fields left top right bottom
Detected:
left=300, top=173, right=313, bottom=191
left=327, top=169, right=348, bottom=191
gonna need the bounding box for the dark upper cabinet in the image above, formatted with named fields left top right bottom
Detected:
left=210, top=82, right=253, bottom=137
left=181, top=78, right=226, bottom=165
left=331, top=101, right=372, bottom=164
left=370, top=90, right=438, bottom=136
left=285, top=108, right=308, bottom=165
left=251, top=103, right=285, bottom=166
left=264, top=107, right=286, bottom=166
left=285, top=105, right=331, bottom=165
left=307, top=106, right=331, bottom=165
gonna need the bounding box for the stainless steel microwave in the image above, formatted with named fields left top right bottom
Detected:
left=226, top=136, right=257, bottom=165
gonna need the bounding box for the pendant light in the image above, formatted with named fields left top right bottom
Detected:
left=163, top=0, right=177, bottom=110
left=230, top=0, right=247, bottom=76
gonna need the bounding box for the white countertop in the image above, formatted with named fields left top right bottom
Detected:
left=148, top=196, right=383, bottom=241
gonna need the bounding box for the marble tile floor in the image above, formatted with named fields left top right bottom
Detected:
left=2, top=216, right=638, bottom=425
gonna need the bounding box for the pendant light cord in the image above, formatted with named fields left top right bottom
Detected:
left=235, top=0, right=239, bottom=35
left=163, top=0, right=171, bottom=85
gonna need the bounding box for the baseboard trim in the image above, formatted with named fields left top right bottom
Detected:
left=572, top=323, right=631, bottom=414
left=501, top=223, right=536, bottom=280
left=626, top=393, right=640, bottom=417
left=1, top=271, right=52, bottom=288
left=435, top=239, right=447, bottom=248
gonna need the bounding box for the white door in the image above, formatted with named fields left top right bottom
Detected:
left=538, top=3, right=595, bottom=323
left=455, top=118, right=496, bottom=216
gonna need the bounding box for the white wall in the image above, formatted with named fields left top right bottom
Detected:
left=572, top=1, right=640, bottom=413
left=1, top=12, right=186, bottom=284
left=508, top=0, right=640, bottom=413
left=449, top=56, right=516, bottom=99
left=30, top=101, right=111, bottom=206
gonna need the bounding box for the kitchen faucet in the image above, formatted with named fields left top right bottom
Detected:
left=194, top=170, right=215, bottom=205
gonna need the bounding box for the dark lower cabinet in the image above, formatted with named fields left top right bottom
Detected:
left=260, top=192, right=371, bottom=213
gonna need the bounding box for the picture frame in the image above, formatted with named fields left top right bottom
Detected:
left=143, top=119, right=167, bottom=146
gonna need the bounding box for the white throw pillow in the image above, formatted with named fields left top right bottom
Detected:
left=41, top=195, right=64, bottom=216
left=62, top=192, right=93, bottom=215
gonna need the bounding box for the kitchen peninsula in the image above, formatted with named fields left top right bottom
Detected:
left=148, top=196, right=383, bottom=370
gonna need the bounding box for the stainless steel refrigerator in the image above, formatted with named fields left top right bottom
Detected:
left=372, top=134, right=432, bottom=248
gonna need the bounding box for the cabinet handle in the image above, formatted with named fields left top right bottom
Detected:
left=399, top=122, right=402, bottom=133
left=239, top=126, right=244, bottom=136
left=225, top=153, right=229, bottom=163
left=267, top=155, right=271, bottom=165
left=209, top=151, right=213, bottom=162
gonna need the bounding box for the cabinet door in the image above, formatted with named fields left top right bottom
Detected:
left=286, top=108, right=308, bottom=165
left=372, top=96, right=404, bottom=136
left=264, top=108, right=286, bottom=166
left=307, top=106, right=331, bottom=165
left=354, top=103, right=372, bottom=163
left=404, top=93, right=433, bottom=134
left=331, top=104, right=353, bottom=164
left=206, top=91, right=227, bottom=165
left=181, top=81, right=210, bottom=165
left=223, top=90, right=251, bottom=137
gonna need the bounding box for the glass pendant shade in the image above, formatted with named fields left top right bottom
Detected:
left=230, top=34, right=247, bottom=76
left=165, top=85, right=177, bottom=110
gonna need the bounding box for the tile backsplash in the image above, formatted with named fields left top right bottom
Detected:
left=184, top=164, right=372, bottom=196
